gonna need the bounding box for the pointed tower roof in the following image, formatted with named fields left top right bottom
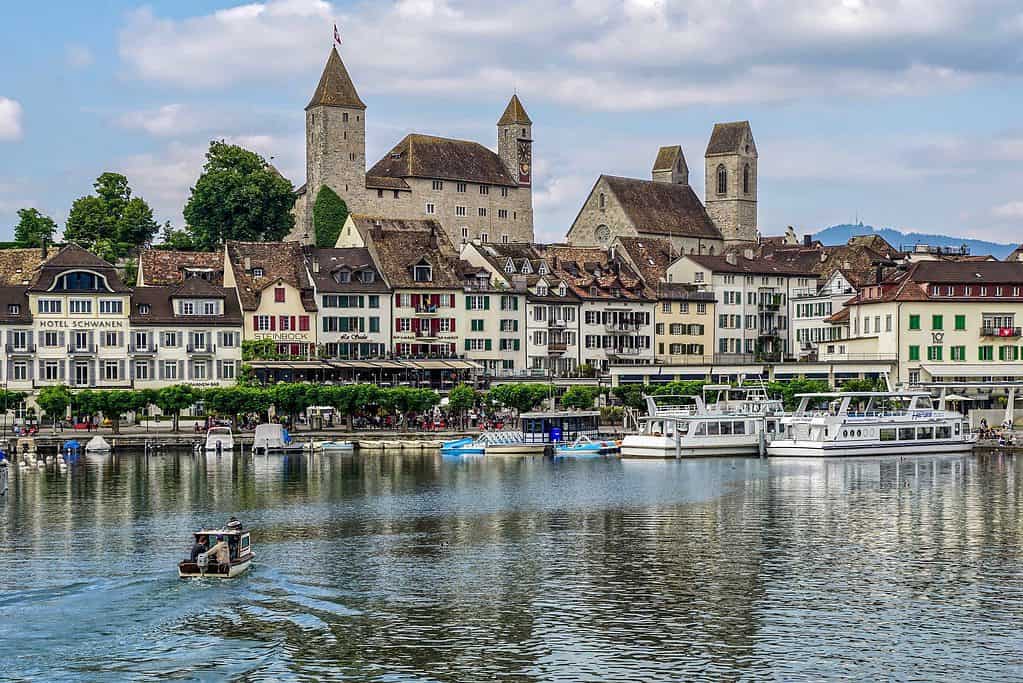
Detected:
left=497, top=94, right=532, bottom=125
left=306, top=47, right=366, bottom=110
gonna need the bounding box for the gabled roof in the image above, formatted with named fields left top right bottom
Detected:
left=613, top=236, right=675, bottom=286
left=602, top=175, right=721, bottom=240
left=351, top=216, right=463, bottom=289
left=306, top=46, right=365, bottom=110
left=28, top=244, right=131, bottom=293
left=656, top=283, right=716, bottom=302
left=684, top=253, right=812, bottom=276
left=497, top=94, right=531, bottom=126
left=169, top=277, right=226, bottom=298
left=225, top=241, right=316, bottom=311
left=130, top=286, right=243, bottom=326
left=652, top=145, right=682, bottom=172
left=306, top=247, right=389, bottom=293
left=367, top=134, right=516, bottom=187
left=706, top=121, right=753, bottom=156
left=543, top=245, right=652, bottom=301
left=139, top=249, right=223, bottom=286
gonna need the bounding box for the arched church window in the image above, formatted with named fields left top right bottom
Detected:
left=716, top=165, right=727, bottom=195
left=743, top=164, right=750, bottom=194
left=599, top=192, right=606, bottom=209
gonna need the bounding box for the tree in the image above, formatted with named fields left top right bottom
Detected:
left=36, top=385, right=72, bottom=431
left=13, top=208, right=57, bottom=247
left=312, top=185, right=349, bottom=248
left=560, top=386, right=600, bottom=410
left=64, top=172, right=158, bottom=256
left=204, top=386, right=272, bottom=428
left=487, top=383, right=551, bottom=415
left=154, top=385, right=196, bottom=432
left=183, top=141, right=295, bottom=249
left=767, top=378, right=830, bottom=411
left=447, top=383, right=476, bottom=428
left=271, top=383, right=315, bottom=425
left=155, top=222, right=198, bottom=251
left=88, top=390, right=149, bottom=434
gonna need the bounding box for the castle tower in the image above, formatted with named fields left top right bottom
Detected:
left=304, top=46, right=367, bottom=236
left=704, top=121, right=757, bottom=244
left=497, top=95, right=534, bottom=238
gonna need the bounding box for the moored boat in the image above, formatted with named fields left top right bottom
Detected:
left=204, top=427, right=234, bottom=453
left=178, top=518, right=253, bottom=578
left=768, top=390, right=975, bottom=458
left=440, top=436, right=485, bottom=455
left=316, top=440, right=355, bottom=452
left=84, top=436, right=111, bottom=453
left=252, top=424, right=304, bottom=454
left=554, top=434, right=620, bottom=457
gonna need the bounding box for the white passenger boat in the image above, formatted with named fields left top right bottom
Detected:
left=767, top=391, right=975, bottom=458
left=204, top=427, right=235, bottom=453
left=621, top=383, right=786, bottom=458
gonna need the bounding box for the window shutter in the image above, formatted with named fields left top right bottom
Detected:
left=118, top=331, right=124, bottom=347
left=395, top=294, right=401, bottom=307
left=465, top=296, right=471, bottom=309
left=178, top=360, right=184, bottom=381
left=269, top=316, right=276, bottom=331
left=483, top=297, right=490, bottom=310
left=412, top=294, right=421, bottom=309
left=484, top=339, right=492, bottom=350
left=514, top=339, right=520, bottom=351
left=359, top=317, right=365, bottom=332
left=464, top=339, right=471, bottom=351
left=118, top=359, right=125, bottom=381
left=291, top=316, right=296, bottom=331
left=412, top=318, right=420, bottom=332
left=450, top=318, right=456, bottom=332
left=216, top=359, right=222, bottom=379
left=58, top=332, right=65, bottom=347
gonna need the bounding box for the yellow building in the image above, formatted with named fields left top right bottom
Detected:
left=654, top=284, right=716, bottom=364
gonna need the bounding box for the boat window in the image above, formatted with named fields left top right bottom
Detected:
left=842, top=430, right=848, bottom=438
left=880, top=428, right=896, bottom=441
left=856, top=430, right=862, bottom=438
left=918, top=426, right=934, bottom=440
left=720, top=421, right=733, bottom=435
left=241, top=536, right=250, bottom=549
left=955, top=423, right=961, bottom=435
left=766, top=421, right=775, bottom=434
left=898, top=427, right=915, bottom=441
left=707, top=422, right=720, bottom=436
left=936, top=425, right=951, bottom=439
left=693, top=422, right=706, bottom=436
left=778, top=424, right=785, bottom=435
left=734, top=421, right=746, bottom=435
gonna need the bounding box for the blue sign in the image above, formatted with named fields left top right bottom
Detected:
left=549, top=427, right=562, bottom=443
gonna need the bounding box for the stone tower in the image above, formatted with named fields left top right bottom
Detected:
left=704, top=121, right=757, bottom=244
left=304, top=47, right=367, bottom=236
left=652, top=145, right=688, bottom=186
left=496, top=95, right=534, bottom=233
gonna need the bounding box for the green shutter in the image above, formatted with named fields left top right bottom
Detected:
left=909, top=315, right=920, bottom=330
left=483, top=296, right=490, bottom=310
left=954, top=314, right=966, bottom=330
left=464, top=339, right=471, bottom=351
left=513, top=298, right=519, bottom=310
left=484, top=339, right=492, bottom=350
left=514, top=339, right=520, bottom=350
left=909, top=345, right=920, bottom=361
left=932, top=314, right=943, bottom=330
left=465, top=296, right=471, bottom=309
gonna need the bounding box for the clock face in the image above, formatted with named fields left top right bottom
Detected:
left=517, top=141, right=531, bottom=185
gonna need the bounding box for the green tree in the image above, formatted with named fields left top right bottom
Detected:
left=447, top=383, right=476, bottom=428
left=183, top=141, right=296, bottom=249
left=320, top=384, right=380, bottom=430
left=560, top=385, right=600, bottom=410
left=154, top=385, right=197, bottom=432
left=13, top=208, right=57, bottom=247
left=36, top=385, right=73, bottom=431
left=839, top=377, right=883, bottom=393
left=155, top=222, right=198, bottom=251
left=767, top=378, right=830, bottom=411
left=611, top=384, right=647, bottom=411
left=312, top=185, right=349, bottom=248
left=242, top=338, right=282, bottom=361
left=89, top=390, right=149, bottom=434
left=64, top=172, right=158, bottom=256
left=204, top=386, right=272, bottom=428
left=487, top=383, right=551, bottom=415
left=271, top=383, right=315, bottom=425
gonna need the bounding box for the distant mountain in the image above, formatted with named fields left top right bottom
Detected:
left=812, top=224, right=1017, bottom=260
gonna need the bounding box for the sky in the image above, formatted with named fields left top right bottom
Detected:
left=1, top=0, right=1022, bottom=245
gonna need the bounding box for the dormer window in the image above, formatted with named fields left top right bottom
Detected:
left=181, top=301, right=194, bottom=315
left=611, top=288, right=622, bottom=297
left=337, top=270, right=351, bottom=283
left=58, top=271, right=100, bottom=291
left=590, top=286, right=599, bottom=296
left=413, top=261, right=433, bottom=282
left=520, top=260, right=532, bottom=275
left=360, top=271, right=375, bottom=284
left=536, top=284, right=548, bottom=296
left=137, top=304, right=151, bottom=315
left=558, top=285, right=566, bottom=297
left=252, top=267, right=264, bottom=277
left=504, top=259, right=515, bottom=274
left=538, top=262, right=549, bottom=275
left=7, top=304, right=19, bottom=315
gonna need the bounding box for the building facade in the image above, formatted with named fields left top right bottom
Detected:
left=654, top=284, right=716, bottom=364
left=791, top=270, right=855, bottom=359
left=305, top=247, right=390, bottom=359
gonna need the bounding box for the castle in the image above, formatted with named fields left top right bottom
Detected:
left=290, top=47, right=535, bottom=247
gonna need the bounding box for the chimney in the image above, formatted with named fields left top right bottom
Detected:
left=243, top=256, right=251, bottom=271
left=803, top=234, right=811, bottom=247
left=40, top=238, right=48, bottom=259
left=312, top=259, right=320, bottom=274
left=875, top=263, right=884, bottom=284
left=725, top=252, right=738, bottom=266
left=511, top=274, right=528, bottom=292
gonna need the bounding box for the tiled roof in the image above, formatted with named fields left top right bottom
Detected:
left=909, top=260, right=1023, bottom=284
left=0, top=248, right=47, bottom=286
left=543, top=245, right=652, bottom=301
left=365, top=175, right=411, bottom=191
left=169, top=277, right=226, bottom=298
left=497, top=95, right=531, bottom=125
left=0, top=286, right=32, bottom=323
left=28, top=244, right=130, bottom=292
left=652, top=145, right=682, bottom=172
left=130, top=286, right=243, bottom=326
left=139, top=249, right=223, bottom=286
left=656, top=282, right=716, bottom=302
left=603, top=175, right=721, bottom=240
left=367, top=134, right=516, bottom=187
left=706, top=121, right=751, bottom=156
left=613, top=236, right=675, bottom=286
left=225, top=241, right=316, bottom=311
left=306, top=47, right=366, bottom=110
left=352, top=216, right=463, bottom=289
left=306, top=247, right=389, bottom=293
left=685, top=253, right=813, bottom=276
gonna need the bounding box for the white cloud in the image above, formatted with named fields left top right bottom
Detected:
left=0, top=98, right=23, bottom=141
left=992, top=201, right=1023, bottom=220
left=65, top=44, right=94, bottom=69
left=118, top=0, right=1015, bottom=110
left=119, top=104, right=204, bottom=137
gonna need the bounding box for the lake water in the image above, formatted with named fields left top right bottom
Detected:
left=1, top=451, right=1022, bottom=681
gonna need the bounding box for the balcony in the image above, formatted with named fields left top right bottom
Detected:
left=414, top=305, right=440, bottom=316
left=547, top=341, right=567, bottom=355
left=414, top=329, right=437, bottom=340
left=611, top=347, right=642, bottom=356
left=67, top=344, right=97, bottom=354
left=758, top=296, right=783, bottom=311
left=187, top=344, right=216, bottom=354
left=548, top=319, right=568, bottom=329
left=6, top=343, right=36, bottom=354
left=981, top=327, right=1021, bottom=337
left=758, top=328, right=781, bottom=339
left=605, top=322, right=641, bottom=333
left=129, top=343, right=158, bottom=354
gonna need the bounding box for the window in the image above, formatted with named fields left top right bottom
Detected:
left=432, top=180, right=443, bottom=191
left=999, top=345, right=1019, bottom=361
left=743, top=164, right=750, bottom=194
left=880, top=428, right=896, bottom=442
left=221, top=362, right=235, bottom=380
left=104, top=361, right=119, bottom=381
left=256, top=315, right=272, bottom=331
left=12, top=361, right=27, bottom=381
left=498, top=209, right=508, bottom=219
left=252, top=267, right=264, bottom=277
left=43, top=361, right=59, bottom=381
left=425, top=203, right=435, bottom=214
left=697, top=303, right=706, bottom=314
left=193, top=362, right=207, bottom=380
left=479, top=184, right=489, bottom=195
left=908, top=314, right=920, bottom=330
left=69, top=299, right=92, bottom=314
left=932, top=314, right=943, bottom=330
left=599, top=192, right=606, bottom=209
left=204, top=301, right=217, bottom=315
left=955, top=315, right=966, bottom=330
left=369, top=295, right=380, bottom=308
left=716, top=164, right=727, bottom=194
left=456, top=206, right=467, bottom=217
left=135, top=362, right=149, bottom=381
left=951, top=345, right=966, bottom=361
left=908, top=345, right=920, bottom=361
left=39, top=299, right=61, bottom=314
left=42, top=331, right=59, bottom=347
left=461, top=227, right=469, bottom=241
left=695, top=272, right=704, bottom=283
left=885, top=314, right=892, bottom=332
left=393, top=190, right=400, bottom=199
left=369, top=317, right=380, bottom=333
left=478, top=207, right=487, bottom=217
left=99, top=299, right=122, bottom=314
left=103, top=331, right=119, bottom=347
left=181, top=301, right=195, bottom=315
left=979, top=345, right=993, bottom=361
left=413, top=263, right=433, bottom=282
left=480, top=233, right=488, bottom=243
left=163, top=331, right=179, bottom=347
left=927, top=346, right=942, bottom=361
left=274, top=288, right=286, bottom=303
left=377, top=189, right=384, bottom=198
left=457, top=183, right=466, bottom=193
left=137, top=304, right=150, bottom=315
left=471, top=319, right=484, bottom=332
left=501, top=234, right=509, bottom=244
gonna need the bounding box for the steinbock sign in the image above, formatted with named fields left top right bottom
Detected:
left=254, top=332, right=313, bottom=342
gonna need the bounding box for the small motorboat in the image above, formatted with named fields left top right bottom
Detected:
left=85, top=435, right=112, bottom=454
left=204, top=427, right=235, bottom=453
left=252, top=424, right=304, bottom=454
left=316, top=440, right=355, bottom=452
left=178, top=518, right=254, bottom=579
left=440, top=436, right=484, bottom=455
left=555, top=434, right=620, bottom=457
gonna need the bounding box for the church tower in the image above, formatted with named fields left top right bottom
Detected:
left=303, top=47, right=366, bottom=237
left=497, top=95, right=534, bottom=238
left=704, top=121, right=757, bottom=244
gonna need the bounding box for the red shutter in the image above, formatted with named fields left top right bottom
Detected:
left=252, top=315, right=258, bottom=329
left=291, top=316, right=297, bottom=331
left=450, top=317, right=456, bottom=332
left=269, top=315, right=276, bottom=331
left=395, top=294, right=401, bottom=307
left=412, top=294, right=420, bottom=309
left=412, top=318, right=420, bottom=332
left=299, top=315, right=309, bottom=331
left=430, top=294, right=439, bottom=307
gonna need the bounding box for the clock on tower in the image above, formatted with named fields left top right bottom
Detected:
left=517, top=139, right=531, bottom=185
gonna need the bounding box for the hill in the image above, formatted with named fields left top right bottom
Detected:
left=812, top=224, right=1017, bottom=260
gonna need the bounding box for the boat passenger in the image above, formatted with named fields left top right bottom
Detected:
left=190, top=535, right=208, bottom=562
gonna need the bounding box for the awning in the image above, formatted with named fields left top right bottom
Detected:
left=923, top=363, right=1023, bottom=378
left=711, top=365, right=764, bottom=376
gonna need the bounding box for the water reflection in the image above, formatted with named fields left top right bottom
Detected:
left=1, top=450, right=1021, bottom=681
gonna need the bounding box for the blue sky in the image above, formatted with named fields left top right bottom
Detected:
left=2, top=0, right=1022, bottom=244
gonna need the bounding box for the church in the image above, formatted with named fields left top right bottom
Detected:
left=290, top=47, right=535, bottom=248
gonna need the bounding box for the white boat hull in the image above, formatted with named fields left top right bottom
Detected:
left=621, top=435, right=760, bottom=458
left=768, top=439, right=974, bottom=458
left=485, top=443, right=547, bottom=456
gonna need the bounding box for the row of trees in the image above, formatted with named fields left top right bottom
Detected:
left=12, top=140, right=304, bottom=259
